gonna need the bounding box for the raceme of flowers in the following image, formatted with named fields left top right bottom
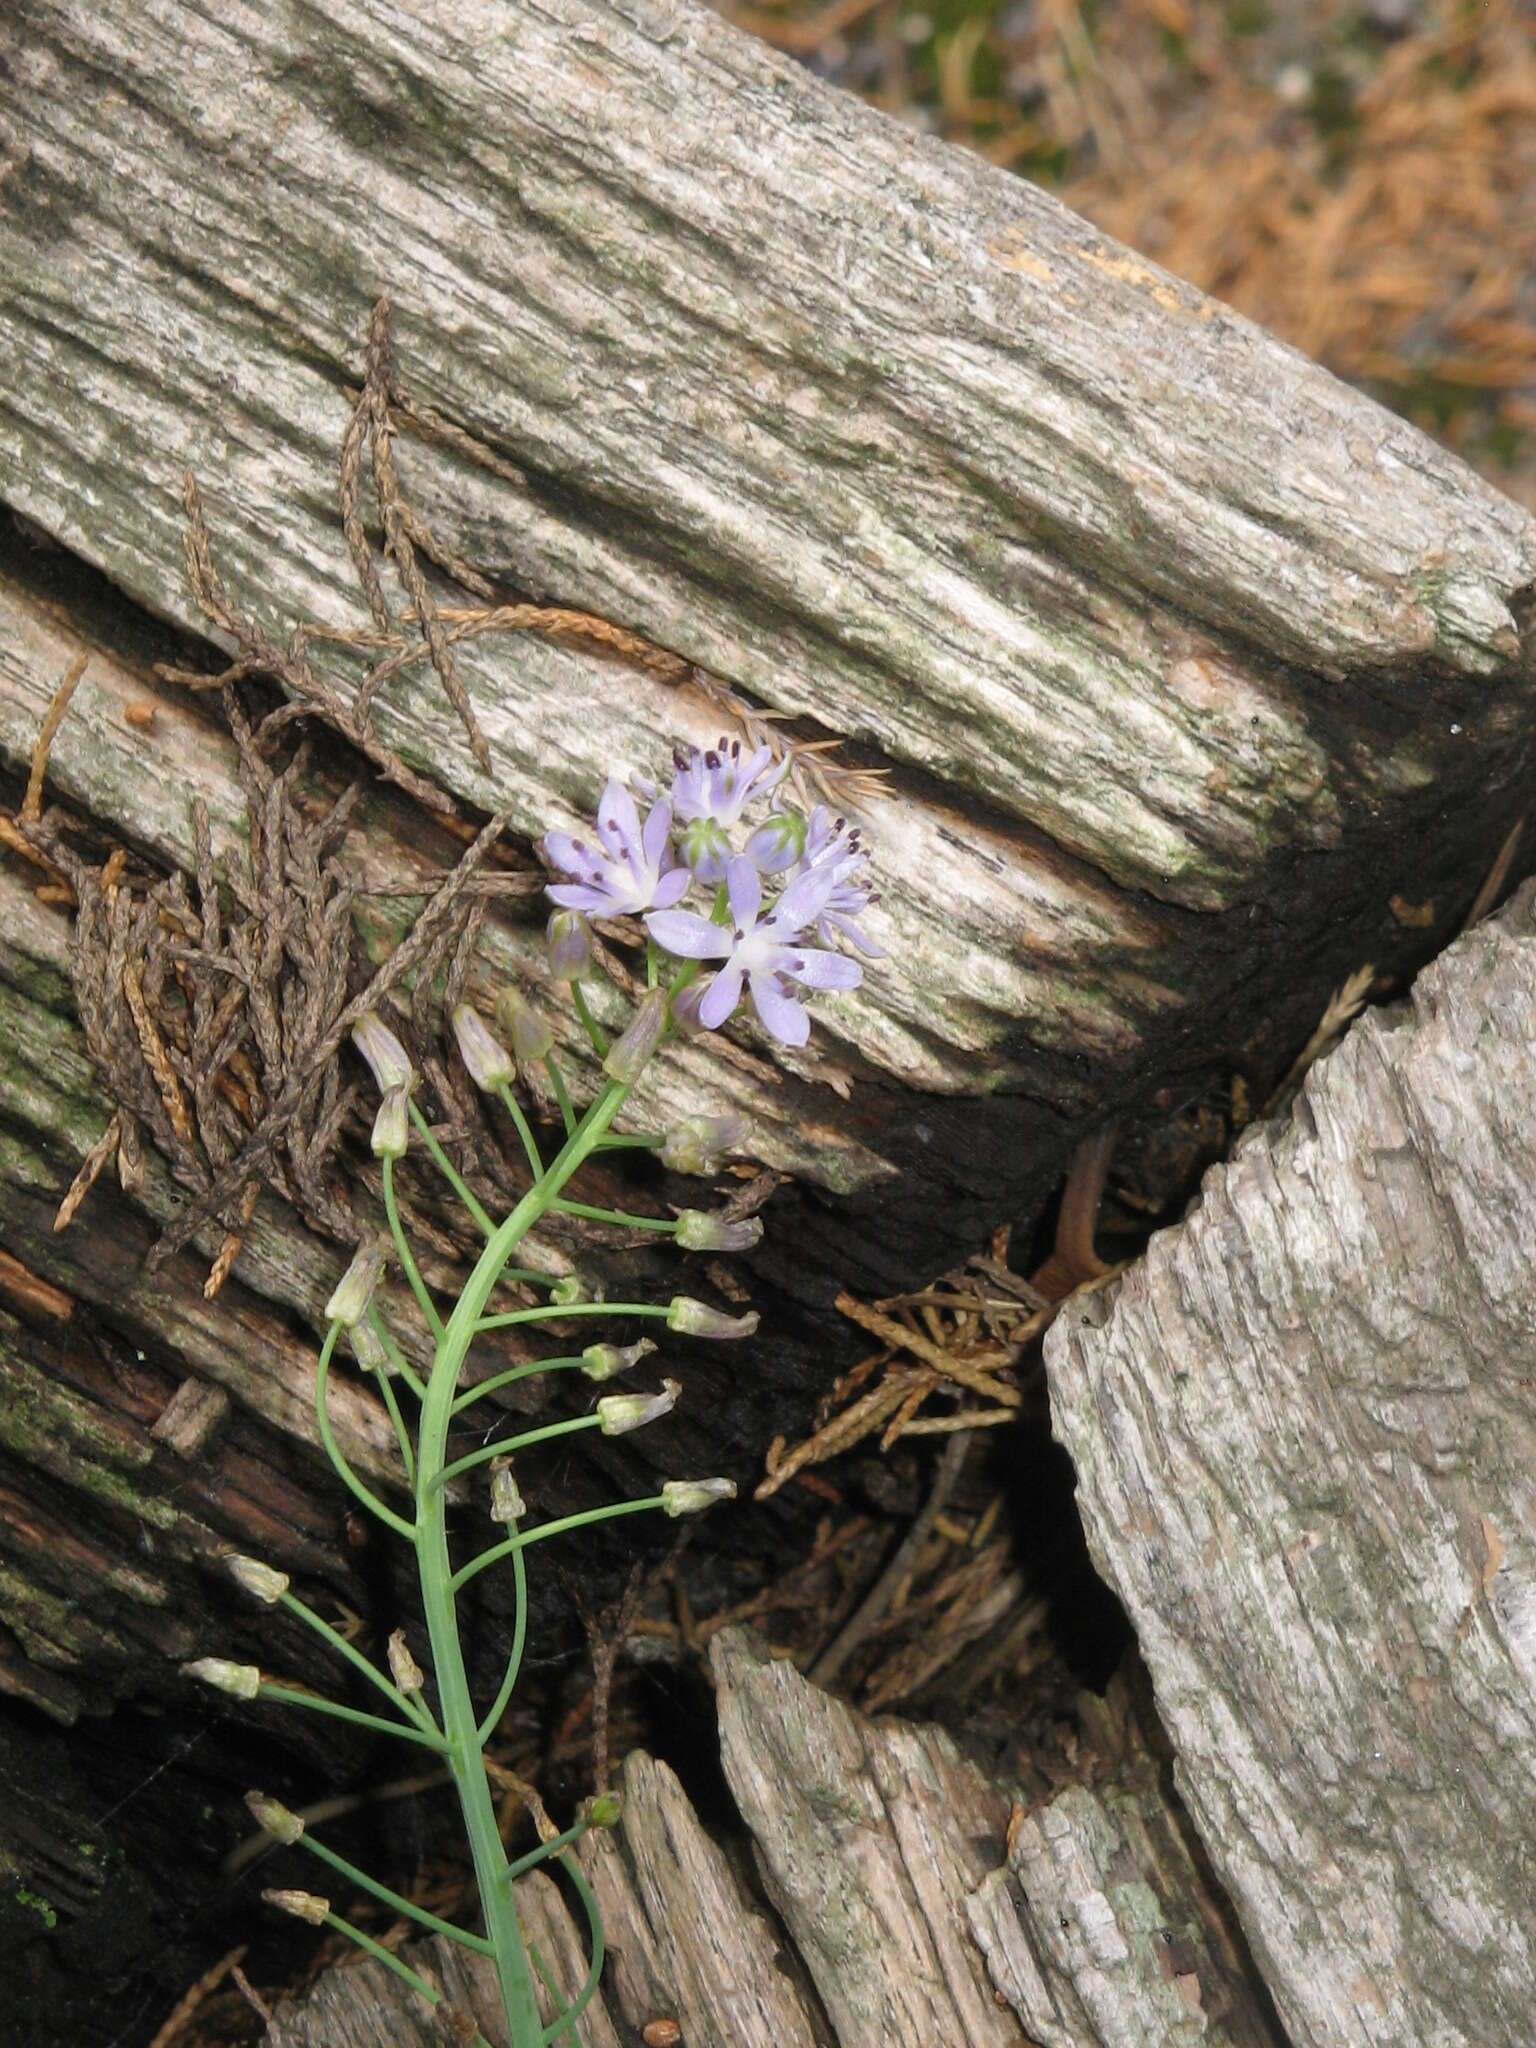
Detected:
left=542, top=740, right=881, bottom=1047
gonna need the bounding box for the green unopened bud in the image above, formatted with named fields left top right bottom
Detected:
left=349, top=1320, right=392, bottom=1375
left=496, top=988, right=554, bottom=1065
left=545, top=910, right=592, bottom=981
left=226, top=1555, right=289, bottom=1606
left=183, top=1657, right=262, bottom=1700
left=679, top=815, right=731, bottom=879
left=245, top=1790, right=305, bottom=1844
left=325, top=1238, right=390, bottom=1328
left=263, top=1888, right=330, bottom=1926
left=489, top=1456, right=526, bottom=1524
left=597, top=1378, right=680, bottom=1436
left=661, top=1114, right=752, bottom=1176
left=603, top=989, right=667, bottom=1085
left=550, top=1274, right=587, bottom=1307
left=582, top=1793, right=623, bottom=1829
left=452, top=1005, right=515, bottom=1091
left=387, top=1629, right=425, bottom=1697
left=661, top=1477, right=737, bottom=1518
left=675, top=1209, right=764, bottom=1253
left=371, top=1084, right=411, bottom=1160
left=351, top=1012, right=413, bottom=1094
left=666, top=1296, right=759, bottom=1341
left=580, top=1337, right=657, bottom=1382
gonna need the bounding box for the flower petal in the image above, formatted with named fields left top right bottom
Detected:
left=641, top=795, right=673, bottom=869
left=651, top=866, right=692, bottom=909
left=725, top=855, right=761, bottom=932
left=698, top=960, right=745, bottom=1028
left=748, top=972, right=810, bottom=1046
left=785, top=947, right=863, bottom=991
left=645, top=909, right=734, bottom=959
left=595, top=780, right=641, bottom=859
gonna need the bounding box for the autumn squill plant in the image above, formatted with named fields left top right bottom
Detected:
left=184, top=741, right=879, bottom=2046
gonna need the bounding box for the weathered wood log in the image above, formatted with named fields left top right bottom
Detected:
left=1045, top=884, right=1536, bottom=2047
left=267, top=1627, right=1287, bottom=2047
left=3, top=0, right=1534, bottom=1265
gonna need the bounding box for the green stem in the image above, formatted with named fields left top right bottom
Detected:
left=365, top=1309, right=428, bottom=1402
left=497, top=1082, right=545, bottom=1179
left=571, top=985, right=607, bottom=1056
left=412, top=1074, right=637, bottom=2046
left=377, top=1369, right=417, bottom=1489
left=450, top=1356, right=591, bottom=1418
left=543, top=1054, right=576, bottom=1136
left=297, top=1831, right=494, bottom=1953
left=551, top=1197, right=677, bottom=1234
left=409, top=1098, right=495, bottom=1237
left=451, top=1496, right=666, bottom=1597
left=501, top=1816, right=590, bottom=1885
left=276, top=1589, right=440, bottom=1739
left=257, top=1683, right=447, bottom=1751
left=383, top=1155, right=444, bottom=1340
left=475, top=1544, right=528, bottom=1747
left=545, top=1850, right=606, bottom=2043
left=315, top=1327, right=417, bottom=1542
left=475, top=1299, right=671, bottom=1335
left=429, top=1413, right=602, bottom=1495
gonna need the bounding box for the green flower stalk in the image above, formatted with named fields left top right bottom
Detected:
left=189, top=745, right=878, bottom=2048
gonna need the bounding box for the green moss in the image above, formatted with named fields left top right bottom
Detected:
left=14, top=1887, right=57, bottom=1931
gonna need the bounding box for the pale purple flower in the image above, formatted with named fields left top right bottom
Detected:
left=743, top=809, right=808, bottom=875
left=544, top=780, right=688, bottom=920
left=798, top=810, right=884, bottom=959
left=646, top=856, right=862, bottom=1048
left=671, top=740, right=788, bottom=831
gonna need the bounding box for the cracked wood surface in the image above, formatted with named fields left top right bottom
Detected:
left=268, top=1629, right=1286, bottom=2048
left=0, top=0, right=1532, bottom=1241
left=1046, top=885, right=1536, bottom=2048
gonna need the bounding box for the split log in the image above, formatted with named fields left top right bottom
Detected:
left=1046, top=883, right=1536, bottom=2047
left=267, top=1627, right=1285, bottom=2048
left=1, top=0, right=1534, bottom=2037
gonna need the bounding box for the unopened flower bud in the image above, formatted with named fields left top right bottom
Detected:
left=675, top=1209, right=764, bottom=1253
left=387, top=1629, right=425, bottom=1697
left=661, top=1114, right=752, bottom=1176
left=669, top=982, right=708, bottom=1036
left=597, top=1378, right=680, bottom=1436
left=349, top=1320, right=392, bottom=1375
left=325, top=1238, right=389, bottom=1328
left=245, top=1790, right=304, bottom=1844
left=661, top=1477, right=737, bottom=1518
left=371, top=1084, right=411, bottom=1160
left=678, top=815, right=732, bottom=884
left=351, top=1012, right=413, bottom=1094
left=496, top=988, right=554, bottom=1065
left=263, top=1888, right=330, bottom=1926
left=183, top=1657, right=262, bottom=1700
left=545, top=910, right=592, bottom=981
left=452, top=1005, right=515, bottom=1091
left=582, top=1793, right=623, bottom=1829
left=226, top=1555, right=289, bottom=1606
left=550, top=1274, right=587, bottom=1307
left=489, top=1456, right=526, bottom=1524
left=580, top=1337, right=656, bottom=1382
left=744, top=810, right=809, bottom=874
left=666, top=1297, right=759, bottom=1341
left=603, top=989, right=668, bottom=1085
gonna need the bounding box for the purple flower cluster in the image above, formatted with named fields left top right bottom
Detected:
left=542, top=740, right=879, bottom=1047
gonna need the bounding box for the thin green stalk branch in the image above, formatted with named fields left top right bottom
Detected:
left=377, top=1369, right=418, bottom=1490
left=550, top=1196, right=678, bottom=1234
left=501, top=1815, right=590, bottom=1885
left=571, top=985, right=607, bottom=1057
left=497, top=1082, right=545, bottom=1179
left=256, top=1683, right=448, bottom=1752
left=475, top=1300, right=671, bottom=1335
left=450, top=1496, right=665, bottom=1597
left=408, top=1097, right=495, bottom=1237
left=543, top=1053, right=576, bottom=1136
left=429, top=1412, right=603, bottom=1495
left=276, top=1588, right=440, bottom=1740
left=315, top=1328, right=417, bottom=1543
left=450, top=1356, right=590, bottom=1419
left=383, top=1155, right=444, bottom=1340
left=317, top=1906, right=494, bottom=2046
left=474, top=1544, right=528, bottom=1747
left=365, top=1309, right=428, bottom=1402
left=296, top=1829, right=494, bottom=1953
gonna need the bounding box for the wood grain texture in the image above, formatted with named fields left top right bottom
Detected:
left=1046, top=886, right=1536, bottom=2047
left=1, top=0, right=1532, bottom=1185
